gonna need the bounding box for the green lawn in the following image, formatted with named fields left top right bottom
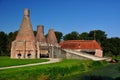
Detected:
left=0, top=56, right=48, bottom=67
left=1, top=57, right=120, bottom=80
left=0, top=59, right=109, bottom=80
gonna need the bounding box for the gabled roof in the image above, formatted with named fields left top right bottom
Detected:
left=59, top=40, right=102, bottom=50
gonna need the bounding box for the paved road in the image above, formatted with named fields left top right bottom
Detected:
left=0, top=58, right=61, bottom=70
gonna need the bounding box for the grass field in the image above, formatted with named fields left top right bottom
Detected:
left=65, top=62, right=120, bottom=80
left=0, top=57, right=109, bottom=80
left=0, top=56, right=48, bottom=67
left=0, top=57, right=120, bottom=80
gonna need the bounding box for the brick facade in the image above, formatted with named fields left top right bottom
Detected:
left=11, top=9, right=36, bottom=59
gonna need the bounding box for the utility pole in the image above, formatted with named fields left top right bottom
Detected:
left=94, top=30, right=96, bottom=40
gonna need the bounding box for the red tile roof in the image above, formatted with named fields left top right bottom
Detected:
left=59, top=40, right=102, bottom=50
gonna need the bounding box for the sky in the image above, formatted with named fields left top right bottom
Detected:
left=0, top=0, right=120, bottom=38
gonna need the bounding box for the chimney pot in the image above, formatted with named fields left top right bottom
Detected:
left=24, top=8, right=29, bottom=16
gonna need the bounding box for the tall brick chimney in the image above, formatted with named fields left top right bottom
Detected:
left=36, top=25, right=46, bottom=43
left=11, top=8, right=36, bottom=59
left=47, top=29, right=58, bottom=45
left=36, top=25, right=49, bottom=58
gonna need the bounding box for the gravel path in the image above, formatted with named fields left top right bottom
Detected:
left=0, top=58, right=61, bottom=70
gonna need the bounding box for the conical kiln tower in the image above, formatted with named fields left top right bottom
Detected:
left=47, top=29, right=58, bottom=46
left=11, top=9, right=36, bottom=59
left=36, top=25, right=49, bottom=58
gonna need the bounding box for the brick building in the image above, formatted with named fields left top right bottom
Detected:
left=11, top=9, right=103, bottom=59
left=11, top=9, right=36, bottom=59
left=59, top=40, right=103, bottom=57
left=10, top=9, right=57, bottom=59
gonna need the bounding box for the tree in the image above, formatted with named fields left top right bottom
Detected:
left=63, top=31, right=80, bottom=40
left=33, top=31, right=37, bottom=36
left=8, top=31, right=18, bottom=42
left=0, top=31, right=9, bottom=56
left=7, top=31, right=18, bottom=54
left=104, top=37, right=120, bottom=56
left=79, top=32, right=89, bottom=40
left=55, top=31, right=63, bottom=43
left=88, top=30, right=107, bottom=45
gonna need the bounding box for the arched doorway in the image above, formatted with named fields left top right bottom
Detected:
left=27, top=53, right=31, bottom=58
left=18, top=53, right=21, bottom=59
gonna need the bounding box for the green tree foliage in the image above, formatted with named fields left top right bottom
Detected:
left=33, top=31, right=37, bottom=36
left=7, top=31, right=18, bottom=54
left=104, top=37, right=120, bottom=56
left=55, top=31, right=63, bottom=43
left=88, top=30, right=107, bottom=45
left=0, top=31, right=9, bottom=56
left=63, top=31, right=80, bottom=40
left=79, top=32, right=89, bottom=40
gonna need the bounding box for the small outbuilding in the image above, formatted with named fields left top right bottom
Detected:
left=59, top=40, right=103, bottom=57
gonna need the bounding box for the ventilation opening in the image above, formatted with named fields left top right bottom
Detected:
left=81, top=51, right=95, bottom=55
left=18, top=53, right=21, bottom=59
left=27, top=54, right=31, bottom=58
left=40, top=53, right=49, bottom=58
left=87, top=52, right=95, bottom=55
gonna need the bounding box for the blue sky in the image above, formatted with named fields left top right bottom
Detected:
left=0, top=0, right=120, bottom=38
